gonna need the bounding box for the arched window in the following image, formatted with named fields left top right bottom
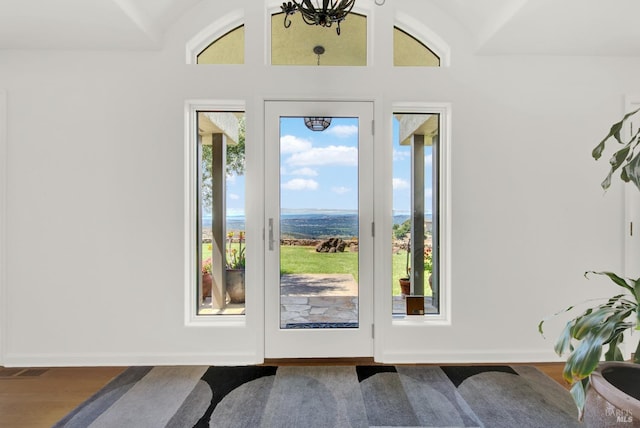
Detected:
left=394, top=26, right=440, bottom=67
left=196, top=25, right=244, bottom=64
left=191, top=14, right=445, bottom=67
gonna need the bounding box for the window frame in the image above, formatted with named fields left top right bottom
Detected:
left=387, top=102, right=452, bottom=326
left=184, top=99, right=247, bottom=326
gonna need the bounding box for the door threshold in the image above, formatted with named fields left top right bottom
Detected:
left=263, top=357, right=379, bottom=366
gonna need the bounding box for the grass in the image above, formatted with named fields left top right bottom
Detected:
left=280, top=246, right=359, bottom=281
left=201, top=244, right=431, bottom=296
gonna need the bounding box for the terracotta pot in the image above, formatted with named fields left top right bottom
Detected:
left=585, top=362, right=640, bottom=427
left=399, top=278, right=410, bottom=295
left=226, top=269, right=245, bottom=304
left=202, top=272, right=212, bottom=299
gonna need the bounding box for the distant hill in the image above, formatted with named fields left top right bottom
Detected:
left=204, top=211, right=424, bottom=239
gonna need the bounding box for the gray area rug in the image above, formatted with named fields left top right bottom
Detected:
left=54, top=365, right=580, bottom=427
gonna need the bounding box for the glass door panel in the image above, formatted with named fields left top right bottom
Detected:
left=279, top=116, right=359, bottom=329
left=265, top=101, right=373, bottom=358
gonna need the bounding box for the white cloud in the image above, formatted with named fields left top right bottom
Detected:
left=286, top=145, right=357, bottom=167
left=327, top=125, right=358, bottom=138
left=282, top=178, right=319, bottom=191
left=226, top=174, right=236, bottom=184
left=393, top=178, right=410, bottom=190
left=291, top=167, right=318, bottom=177
left=392, top=151, right=432, bottom=166
left=332, top=186, right=351, bottom=195
left=228, top=193, right=240, bottom=200
left=281, top=135, right=312, bottom=154
left=393, top=149, right=410, bottom=161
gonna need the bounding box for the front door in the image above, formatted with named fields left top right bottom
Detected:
left=264, top=100, right=374, bottom=358
left=626, top=100, right=640, bottom=278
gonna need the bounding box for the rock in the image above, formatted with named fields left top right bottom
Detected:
left=316, top=237, right=347, bottom=253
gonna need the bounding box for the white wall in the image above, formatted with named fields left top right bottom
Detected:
left=0, top=0, right=638, bottom=366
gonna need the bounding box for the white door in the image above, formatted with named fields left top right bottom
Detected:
left=264, top=100, right=374, bottom=358
left=625, top=99, right=640, bottom=278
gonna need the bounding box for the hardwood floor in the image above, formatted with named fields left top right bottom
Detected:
left=0, top=366, right=126, bottom=428
left=0, top=362, right=567, bottom=428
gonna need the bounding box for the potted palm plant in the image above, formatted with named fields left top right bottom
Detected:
left=539, top=108, right=640, bottom=424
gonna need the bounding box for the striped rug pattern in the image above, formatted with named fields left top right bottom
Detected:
left=54, top=365, right=580, bottom=428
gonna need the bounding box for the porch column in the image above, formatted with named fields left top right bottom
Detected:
left=411, top=134, right=425, bottom=295
left=211, top=133, right=227, bottom=309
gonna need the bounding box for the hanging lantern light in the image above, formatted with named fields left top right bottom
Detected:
left=304, top=117, right=332, bottom=131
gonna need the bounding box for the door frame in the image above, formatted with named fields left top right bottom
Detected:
left=263, top=99, right=375, bottom=358
left=625, top=95, right=640, bottom=279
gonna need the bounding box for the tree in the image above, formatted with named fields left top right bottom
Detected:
left=226, top=116, right=245, bottom=176
left=201, top=116, right=245, bottom=211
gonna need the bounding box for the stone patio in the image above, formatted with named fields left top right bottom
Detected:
left=280, top=274, right=358, bottom=328
left=200, top=273, right=438, bottom=320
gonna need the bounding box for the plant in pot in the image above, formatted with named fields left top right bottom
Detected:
left=394, top=220, right=411, bottom=295
left=226, top=231, right=246, bottom=304
left=539, top=107, right=640, bottom=424
left=201, top=257, right=213, bottom=300
left=399, top=241, right=411, bottom=295
left=424, top=246, right=433, bottom=291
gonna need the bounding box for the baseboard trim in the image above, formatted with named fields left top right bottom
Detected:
left=3, top=350, right=565, bottom=367
left=2, top=351, right=262, bottom=367
left=377, top=349, right=565, bottom=365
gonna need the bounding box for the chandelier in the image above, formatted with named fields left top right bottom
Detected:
left=304, top=117, right=332, bottom=131
left=281, top=0, right=356, bottom=35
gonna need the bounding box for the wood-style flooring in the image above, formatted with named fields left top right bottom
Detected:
left=0, top=361, right=567, bottom=428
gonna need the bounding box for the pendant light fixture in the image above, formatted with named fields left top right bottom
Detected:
left=303, top=46, right=332, bottom=131
left=304, top=117, right=332, bottom=131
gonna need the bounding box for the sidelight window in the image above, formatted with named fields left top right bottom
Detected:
left=392, top=112, right=440, bottom=315
left=195, top=110, right=246, bottom=315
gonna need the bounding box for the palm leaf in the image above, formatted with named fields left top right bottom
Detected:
left=585, top=271, right=635, bottom=294
left=593, top=108, right=640, bottom=190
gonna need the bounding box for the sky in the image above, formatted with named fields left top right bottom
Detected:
left=224, top=115, right=433, bottom=216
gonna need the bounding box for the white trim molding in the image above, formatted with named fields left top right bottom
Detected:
left=2, top=350, right=260, bottom=368
left=624, top=95, right=640, bottom=279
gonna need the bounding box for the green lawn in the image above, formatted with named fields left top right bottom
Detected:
left=280, top=246, right=359, bottom=281
left=201, top=244, right=431, bottom=296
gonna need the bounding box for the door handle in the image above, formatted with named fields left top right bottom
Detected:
left=268, top=218, right=274, bottom=251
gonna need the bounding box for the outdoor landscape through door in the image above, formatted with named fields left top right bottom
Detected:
left=265, top=101, right=374, bottom=358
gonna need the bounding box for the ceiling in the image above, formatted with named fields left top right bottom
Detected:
left=0, top=0, right=639, bottom=56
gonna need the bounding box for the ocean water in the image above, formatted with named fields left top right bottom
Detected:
left=203, top=211, right=429, bottom=239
